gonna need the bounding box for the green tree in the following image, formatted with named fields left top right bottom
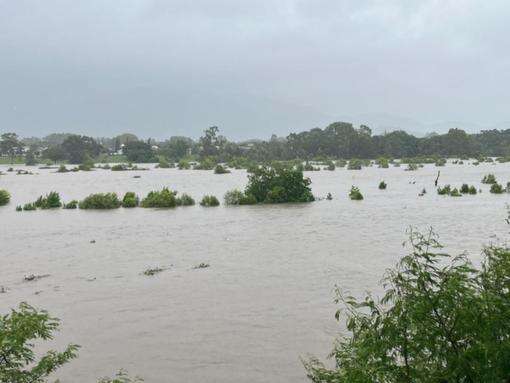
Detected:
left=42, top=145, right=67, bottom=164
left=305, top=229, right=510, bottom=382
left=0, top=133, right=23, bottom=163
left=0, top=303, right=79, bottom=383
left=124, top=141, right=156, bottom=163
left=61, top=135, right=104, bottom=164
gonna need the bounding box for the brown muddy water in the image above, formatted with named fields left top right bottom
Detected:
left=1, top=162, right=509, bottom=382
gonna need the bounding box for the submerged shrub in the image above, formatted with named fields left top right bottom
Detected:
left=482, top=173, right=497, bottom=184
left=141, top=188, right=176, bottom=208
left=224, top=189, right=257, bottom=205
left=176, top=193, right=195, bottom=206
left=34, top=191, right=62, bottom=209
left=490, top=183, right=504, bottom=194
left=325, top=161, right=335, bottom=171
left=405, top=163, right=419, bottom=171
left=245, top=166, right=314, bottom=203
left=335, top=159, right=347, bottom=168
left=349, top=186, right=363, bottom=200
left=437, top=185, right=452, bottom=195
left=16, top=205, right=22, bottom=211
left=347, top=159, right=362, bottom=170
left=57, top=164, right=69, bottom=173
left=460, top=183, right=470, bottom=193
left=122, top=192, right=139, bottom=208
left=214, top=164, right=230, bottom=174
left=200, top=195, right=220, bottom=207
left=22, top=202, right=37, bottom=211
left=156, top=158, right=171, bottom=168
left=79, top=193, right=121, bottom=209
left=378, top=181, right=387, bottom=190
left=450, top=188, right=462, bottom=197
left=435, top=158, right=447, bottom=167
left=377, top=157, right=389, bottom=168
left=63, top=200, right=78, bottom=209
left=177, top=159, right=190, bottom=170
left=0, top=189, right=10, bottom=206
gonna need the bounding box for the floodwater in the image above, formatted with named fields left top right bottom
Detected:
left=1, top=162, right=509, bottom=382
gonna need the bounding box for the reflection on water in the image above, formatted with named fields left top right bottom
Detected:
left=0, top=163, right=509, bottom=382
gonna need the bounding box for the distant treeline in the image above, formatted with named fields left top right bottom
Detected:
left=2, top=122, right=510, bottom=164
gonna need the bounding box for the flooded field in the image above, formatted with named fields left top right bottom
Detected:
left=1, top=162, right=509, bottom=382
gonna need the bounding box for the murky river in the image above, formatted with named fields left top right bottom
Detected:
left=1, top=162, right=509, bottom=382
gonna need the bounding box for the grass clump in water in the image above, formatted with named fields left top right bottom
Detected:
left=0, top=189, right=10, bottom=206
left=482, top=173, right=497, bottom=184
left=22, top=203, right=37, bottom=211
left=79, top=193, right=122, bottom=209
left=143, top=267, right=164, bottom=276
left=200, top=195, right=220, bottom=207
left=349, top=186, right=364, bottom=200
left=378, top=181, right=387, bottom=190
left=141, top=188, right=177, bottom=208
left=437, top=185, right=451, bottom=195
left=347, top=159, right=362, bottom=170
left=490, top=183, right=504, bottom=194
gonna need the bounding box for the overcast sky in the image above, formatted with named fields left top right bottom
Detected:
left=1, top=0, right=510, bottom=140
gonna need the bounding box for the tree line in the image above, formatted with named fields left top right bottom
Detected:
left=3, top=122, right=510, bottom=164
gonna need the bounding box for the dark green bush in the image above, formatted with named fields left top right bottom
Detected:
left=490, top=183, right=504, bottom=194
left=122, top=192, right=139, bottom=208
left=34, top=191, right=62, bottom=209
left=200, top=195, right=220, bottom=207
left=450, top=188, right=462, bottom=197
left=482, top=173, right=497, bottom=184
left=214, top=164, right=230, bottom=174
left=349, top=186, right=363, bottom=200
left=437, top=185, right=451, bottom=195
left=347, top=159, right=362, bottom=170
left=378, top=181, right=387, bottom=190
left=224, top=189, right=257, bottom=205
left=22, top=203, right=37, bottom=211
left=141, top=188, right=177, bottom=208
left=176, top=193, right=195, bottom=206
left=245, top=166, right=314, bottom=203
left=79, top=193, right=121, bottom=209
left=460, top=183, right=470, bottom=193
left=57, top=164, right=69, bottom=173
left=0, top=189, right=10, bottom=206
left=63, top=200, right=78, bottom=209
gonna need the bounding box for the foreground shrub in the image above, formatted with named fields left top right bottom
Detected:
left=490, top=183, right=504, bottom=194
left=349, top=186, right=363, bottom=200
left=245, top=166, right=314, bottom=203
left=0, top=189, right=10, bottom=206
left=141, top=188, right=176, bottom=208
left=200, top=195, right=220, bottom=207
left=22, top=203, right=37, bottom=211
left=79, top=193, right=121, bottom=209
left=378, top=181, right=387, bottom=190
left=437, top=185, right=451, bottom=195
left=0, top=303, right=79, bottom=383
left=34, top=191, right=62, bottom=209
left=224, top=189, right=257, bottom=205
left=304, top=229, right=510, bottom=382
left=122, top=192, right=139, bottom=208
left=482, top=173, right=497, bottom=184
left=176, top=193, right=195, bottom=206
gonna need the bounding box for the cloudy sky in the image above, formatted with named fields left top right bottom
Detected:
left=1, top=0, right=509, bottom=139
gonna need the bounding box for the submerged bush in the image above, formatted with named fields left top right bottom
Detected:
left=437, top=185, right=452, bottom=195
left=347, top=159, right=362, bottom=170
left=156, top=158, right=171, bottom=168
left=177, top=159, right=190, bottom=170
left=214, top=164, right=230, bottom=174
left=0, top=189, right=10, bottom=206
left=304, top=229, right=510, bottom=382
left=141, top=188, right=177, bottom=208
left=378, top=181, right=387, bottom=190
left=460, top=183, right=470, bottom=194
left=490, top=183, right=504, bottom=194
left=482, top=173, right=497, bottom=184
left=63, top=200, right=78, bottom=209
left=122, top=192, right=139, bottom=208
left=349, top=186, right=363, bottom=200
left=200, top=195, right=220, bottom=207
left=450, top=187, right=462, bottom=197
left=34, top=191, right=62, bottom=209
left=325, top=161, right=335, bottom=171
left=22, top=202, right=37, bottom=211
left=405, top=163, right=419, bottom=171
left=57, top=164, right=69, bottom=173
left=245, top=166, right=314, bottom=203
left=377, top=157, right=389, bottom=168
left=224, top=189, right=257, bottom=205
left=176, top=193, right=195, bottom=206
left=79, top=193, right=121, bottom=209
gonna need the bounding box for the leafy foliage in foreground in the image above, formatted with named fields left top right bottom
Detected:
left=304, top=229, right=510, bottom=383
left=140, top=188, right=177, bottom=208
left=0, top=303, right=79, bottom=383
left=34, top=191, right=62, bottom=209
left=349, top=186, right=363, bottom=200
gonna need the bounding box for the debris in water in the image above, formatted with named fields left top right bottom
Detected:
left=143, top=267, right=165, bottom=276
left=24, top=274, right=50, bottom=282
left=90, top=239, right=96, bottom=244
left=192, top=263, right=210, bottom=270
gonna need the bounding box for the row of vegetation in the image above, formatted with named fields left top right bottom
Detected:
left=5, top=123, right=510, bottom=169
